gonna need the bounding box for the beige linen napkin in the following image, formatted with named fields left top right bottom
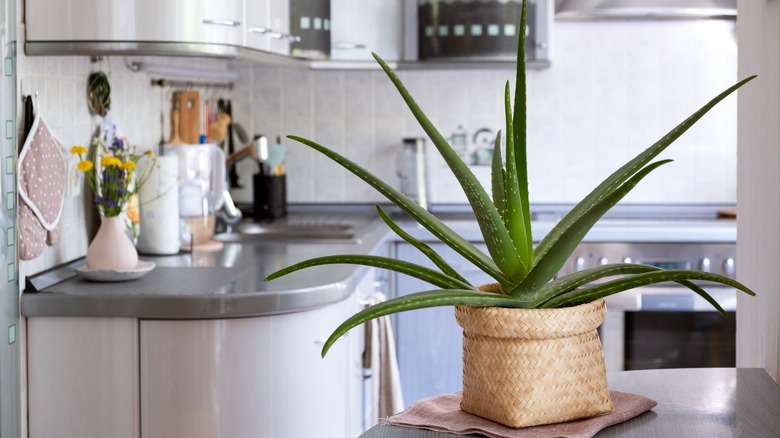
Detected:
left=384, top=391, right=656, bottom=438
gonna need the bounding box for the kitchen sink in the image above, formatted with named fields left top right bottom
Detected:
left=213, top=214, right=371, bottom=244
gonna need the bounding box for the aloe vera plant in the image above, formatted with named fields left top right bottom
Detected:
left=266, top=1, right=756, bottom=357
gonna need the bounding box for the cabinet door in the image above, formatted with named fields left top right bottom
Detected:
left=394, top=242, right=492, bottom=407
left=140, top=297, right=358, bottom=438
left=330, top=0, right=400, bottom=60
left=26, top=0, right=243, bottom=45
left=27, top=318, right=139, bottom=438
left=245, top=0, right=291, bottom=55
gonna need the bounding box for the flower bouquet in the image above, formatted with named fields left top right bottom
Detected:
left=71, top=128, right=155, bottom=271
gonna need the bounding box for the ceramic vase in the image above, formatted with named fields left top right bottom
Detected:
left=85, top=216, right=139, bottom=271
left=454, top=283, right=613, bottom=428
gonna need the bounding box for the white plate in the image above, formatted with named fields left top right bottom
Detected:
left=76, top=260, right=156, bottom=282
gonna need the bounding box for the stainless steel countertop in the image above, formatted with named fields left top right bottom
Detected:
left=21, top=205, right=738, bottom=319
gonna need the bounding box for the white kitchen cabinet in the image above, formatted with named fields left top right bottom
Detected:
left=27, top=318, right=140, bottom=438
left=330, top=0, right=401, bottom=61
left=244, top=0, right=292, bottom=55
left=139, top=286, right=367, bottom=438
left=26, top=0, right=243, bottom=46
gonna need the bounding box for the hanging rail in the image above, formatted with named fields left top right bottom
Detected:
left=150, top=78, right=234, bottom=90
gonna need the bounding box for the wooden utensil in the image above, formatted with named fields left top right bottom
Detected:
left=176, top=91, right=200, bottom=144
left=168, top=96, right=184, bottom=146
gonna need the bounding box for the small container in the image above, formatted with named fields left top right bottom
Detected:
left=253, top=174, right=287, bottom=220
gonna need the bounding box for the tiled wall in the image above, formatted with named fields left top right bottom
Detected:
left=18, top=18, right=738, bottom=278
left=236, top=19, right=738, bottom=206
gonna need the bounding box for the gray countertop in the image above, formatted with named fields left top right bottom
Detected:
left=22, top=210, right=391, bottom=319
left=360, top=368, right=780, bottom=437
left=21, top=205, right=738, bottom=319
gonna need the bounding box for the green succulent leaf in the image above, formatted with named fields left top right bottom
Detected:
left=511, top=159, right=673, bottom=295
left=372, top=53, right=526, bottom=283
left=541, top=270, right=756, bottom=315
left=529, top=263, right=715, bottom=307
left=288, top=135, right=511, bottom=286
left=491, top=130, right=506, bottom=223
left=320, top=289, right=534, bottom=356
left=376, top=205, right=470, bottom=286
left=533, top=75, right=756, bottom=268
left=528, top=263, right=667, bottom=306
left=503, top=82, right=533, bottom=269
left=512, top=0, right=533, bottom=270
left=265, top=254, right=473, bottom=291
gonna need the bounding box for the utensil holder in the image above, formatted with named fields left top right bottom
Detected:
left=253, top=174, right=287, bottom=220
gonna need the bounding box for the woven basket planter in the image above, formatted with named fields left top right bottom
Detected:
left=454, top=284, right=614, bottom=428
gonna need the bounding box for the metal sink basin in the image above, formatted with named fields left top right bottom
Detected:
left=213, top=214, right=370, bottom=244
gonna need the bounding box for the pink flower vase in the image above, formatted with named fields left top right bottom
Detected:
left=85, top=216, right=139, bottom=271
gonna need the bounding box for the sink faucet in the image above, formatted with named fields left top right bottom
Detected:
left=215, top=190, right=243, bottom=233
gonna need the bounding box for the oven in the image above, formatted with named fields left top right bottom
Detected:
left=559, top=241, right=738, bottom=371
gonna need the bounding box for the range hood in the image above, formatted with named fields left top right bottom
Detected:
left=555, top=0, right=736, bottom=20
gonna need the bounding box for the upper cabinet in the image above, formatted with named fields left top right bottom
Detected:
left=245, top=0, right=293, bottom=56
left=24, top=0, right=549, bottom=69
left=330, top=0, right=401, bottom=61
left=26, top=0, right=244, bottom=45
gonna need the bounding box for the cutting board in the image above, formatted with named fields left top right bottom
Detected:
left=175, top=91, right=200, bottom=144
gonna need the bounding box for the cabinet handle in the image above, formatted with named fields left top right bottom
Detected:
left=285, top=34, right=302, bottom=43
left=247, top=26, right=272, bottom=34
left=202, top=19, right=241, bottom=27
left=335, top=42, right=367, bottom=50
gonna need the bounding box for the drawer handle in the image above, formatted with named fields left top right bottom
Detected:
left=203, top=19, right=241, bottom=27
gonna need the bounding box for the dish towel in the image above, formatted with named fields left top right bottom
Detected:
left=363, top=292, right=405, bottom=427
left=384, top=390, right=656, bottom=438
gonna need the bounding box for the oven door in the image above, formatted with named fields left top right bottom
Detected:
left=600, top=286, right=737, bottom=371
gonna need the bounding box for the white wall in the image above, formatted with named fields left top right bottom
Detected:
left=237, top=19, right=739, bottom=206
left=736, top=0, right=780, bottom=384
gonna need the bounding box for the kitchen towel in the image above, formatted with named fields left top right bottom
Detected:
left=363, top=292, right=405, bottom=427
left=384, top=390, right=656, bottom=438
left=136, top=155, right=180, bottom=255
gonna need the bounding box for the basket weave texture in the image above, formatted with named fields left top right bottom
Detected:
left=455, top=286, right=614, bottom=428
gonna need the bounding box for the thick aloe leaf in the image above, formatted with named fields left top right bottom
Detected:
left=529, top=263, right=714, bottom=308
left=321, top=289, right=534, bottom=356
left=503, top=82, right=533, bottom=269
left=534, top=76, right=757, bottom=266
left=511, top=160, right=673, bottom=295
left=372, top=53, right=525, bottom=282
left=265, top=254, right=473, bottom=291
left=375, top=205, right=470, bottom=286
left=512, top=0, right=533, bottom=267
left=491, top=131, right=506, bottom=222
left=527, top=263, right=668, bottom=306
left=540, top=270, right=755, bottom=316
left=288, top=135, right=511, bottom=286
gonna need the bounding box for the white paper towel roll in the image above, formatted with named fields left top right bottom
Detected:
left=136, top=155, right=180, bottom=255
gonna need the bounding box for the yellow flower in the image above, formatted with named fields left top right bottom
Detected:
left=122, top=161, right=136, bottom=171
left=144, top=150, right=153, bottom=156
left=71, top=145, right=87, bottom=155
left=101, top=156, right=122, bottom=168
left=127, top=193, right=140, bottom=224
left=77, top=160, right=93, bottom=172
